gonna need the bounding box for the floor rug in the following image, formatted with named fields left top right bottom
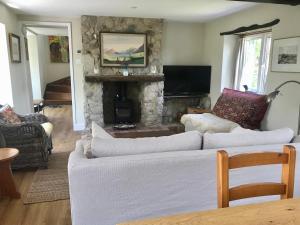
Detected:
left=23, top=152, right=70, bottom=204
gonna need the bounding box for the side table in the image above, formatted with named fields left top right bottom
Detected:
left=0, top=148, right=20, bottom=198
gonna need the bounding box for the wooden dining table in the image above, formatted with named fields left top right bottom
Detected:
left=118, top=198, right=300, bottom=225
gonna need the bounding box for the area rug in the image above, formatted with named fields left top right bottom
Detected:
left=23, top=152, right=70, bottom=204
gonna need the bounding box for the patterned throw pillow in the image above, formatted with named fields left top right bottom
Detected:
left=0, top=104, right=21, bottom=124
left=212, top=88, right=269, bottom=130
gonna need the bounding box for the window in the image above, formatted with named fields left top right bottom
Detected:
left=0, top=23, right=13, bottom=106
left=235, top=32, right=272, bottom=93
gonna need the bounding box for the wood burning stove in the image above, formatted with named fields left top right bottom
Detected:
left=114, top=82, right=134, bottom=124
left=114, top=99, right=133, bottom=124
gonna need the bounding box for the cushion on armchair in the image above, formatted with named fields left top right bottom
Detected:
left=212, top=88, right=269, bottom=129
left=0, top=104, right=21, bottom=124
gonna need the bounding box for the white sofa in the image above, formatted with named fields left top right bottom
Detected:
left=68, top=138, right=300, bottom=225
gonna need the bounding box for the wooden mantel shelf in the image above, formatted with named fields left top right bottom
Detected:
left=85, top=75, right=164, bottom=82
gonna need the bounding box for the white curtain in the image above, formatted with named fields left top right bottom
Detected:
left=234, top=37, right=246, bottom=91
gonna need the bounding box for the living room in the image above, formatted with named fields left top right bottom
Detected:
left=0, top=0, right=300, bottom=225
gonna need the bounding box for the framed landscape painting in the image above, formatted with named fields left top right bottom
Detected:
left=100, top=33, right=147, bottom=67
left=271, top=37, right=300, bottom=72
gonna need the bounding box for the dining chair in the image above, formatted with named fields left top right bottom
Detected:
left=217, top=145, right=296, bottom=208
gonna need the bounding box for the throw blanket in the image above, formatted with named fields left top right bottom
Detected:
left=181, top=113, right=239, bottom=133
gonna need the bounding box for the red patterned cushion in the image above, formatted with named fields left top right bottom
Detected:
left=0, top=104, right=21, bottom=124
left=212, top=88, right=269, bottom=129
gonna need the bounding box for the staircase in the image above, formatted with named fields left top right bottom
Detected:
left=44, top=77, right=72, bottom=105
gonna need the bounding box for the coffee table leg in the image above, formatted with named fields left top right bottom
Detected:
left=0, top=160, right=20, bottom=199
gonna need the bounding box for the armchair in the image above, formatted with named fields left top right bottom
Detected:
left=0, top=109, right=53, bottom=169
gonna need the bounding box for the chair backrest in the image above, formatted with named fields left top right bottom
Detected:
left=217, top=145, right=296, bottom=208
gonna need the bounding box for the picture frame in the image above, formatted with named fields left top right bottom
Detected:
left=48, top=36, right=70, bottom=63
left=271, top=36, right=300, bottom=73
left=8, top=33, right=21, bottom=63
left=100, top=32, right=147, bottom=67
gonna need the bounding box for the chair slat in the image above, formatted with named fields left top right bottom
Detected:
left=229, top=152, right=288, bottom=169
left=217, top=145, right=296, bottom=208
left=229, top=182, right=286, bottom=201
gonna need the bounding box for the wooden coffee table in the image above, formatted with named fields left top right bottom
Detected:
left=0, top=148, right=20, bottom=198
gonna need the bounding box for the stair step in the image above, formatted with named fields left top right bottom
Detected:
left=44, top=91, right=72, bottom=100
left=44, top=99, right=72, bottom=105
left=46, top=84, right=71, bottom=93
left=52, top=77, right=71, bottom=85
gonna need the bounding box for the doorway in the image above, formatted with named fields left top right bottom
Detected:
left=21, top=21, right=76, bottom=129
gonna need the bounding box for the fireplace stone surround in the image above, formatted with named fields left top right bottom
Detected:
left=82, top=15, right=164, bottom=128
left=84, top=75, right=164, bottom=127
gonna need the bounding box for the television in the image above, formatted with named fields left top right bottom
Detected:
left=163, top=65, right=211, bottom=96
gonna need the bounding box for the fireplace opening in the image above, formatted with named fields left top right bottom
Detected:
left=103, top=82, right=141, bottom=125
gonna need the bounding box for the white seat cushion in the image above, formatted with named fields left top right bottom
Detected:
left=181, top=113, right=239, bottom=133
left=41, top=122, right=53, bottom=137
left=92, top=121, right=113, bottom=139
left=91, top=131, right=202, bottom=157
left=203, top=127, right=294, bottom=149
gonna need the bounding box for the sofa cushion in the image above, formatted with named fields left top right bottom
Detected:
left=91, top=131, right=202, bottom=157
left=181, top=113, right=239, bottom=133
left=212, top=88, right=269, bottom=130
left=41, top=122, right=53, bottom=137
left=203, top=128, right=294, bottom=149
left=0, top=104, right=21, bottom=124
left=92, top=121, right=113, bottom=139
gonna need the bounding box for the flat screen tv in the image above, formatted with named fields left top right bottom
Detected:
left=163, top=65, right=211, bottom=96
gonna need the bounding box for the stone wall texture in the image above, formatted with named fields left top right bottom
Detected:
left=81, top=16, right=164, bottom=127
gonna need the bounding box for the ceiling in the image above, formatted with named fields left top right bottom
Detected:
left=1, top=0, right=256, bottom=22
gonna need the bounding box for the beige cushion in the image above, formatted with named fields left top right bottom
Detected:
left=91, top=131, right=202, bottom=158
left=92, top=121, right=113, bottom=139
left=203, top=128, right=294, bottom=149
left=41, top=122, right=53, bottom=137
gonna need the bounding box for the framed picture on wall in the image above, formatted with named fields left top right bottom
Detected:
left=8, top=33, right=21, bottom=63
left=100, top=32, right=147, bottom=67
left=48, top=36, right=70, bottom=63
left=271, top=36, right=300, bottom=72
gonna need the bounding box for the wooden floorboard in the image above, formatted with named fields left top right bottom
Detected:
left=0, top=106, right=80, bottom=225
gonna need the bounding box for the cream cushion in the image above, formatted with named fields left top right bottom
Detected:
left=181, top=113, right=239, bottom=133
left=41, top=122, right=53, bottom=137
left=92, top=121, right=113, bottom=139
left=82, top=122, right=113, bottom=158
left=203, top=128, right=294, bottom=149
left=91, top=131, right=202, bottom=158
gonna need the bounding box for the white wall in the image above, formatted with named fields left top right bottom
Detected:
left=162, top=21, right=204, bottom=65
left=203, top=5, right=300, bottom=133
left=0, top=3, right=33, bottom=114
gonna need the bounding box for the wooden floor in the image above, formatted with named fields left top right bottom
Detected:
left=0, top=106, right=80, bottom=225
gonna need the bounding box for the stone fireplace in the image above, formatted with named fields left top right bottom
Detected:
left=81, top=16, right=164, bottom=128
left=85, top=76, right=164, bottom=127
